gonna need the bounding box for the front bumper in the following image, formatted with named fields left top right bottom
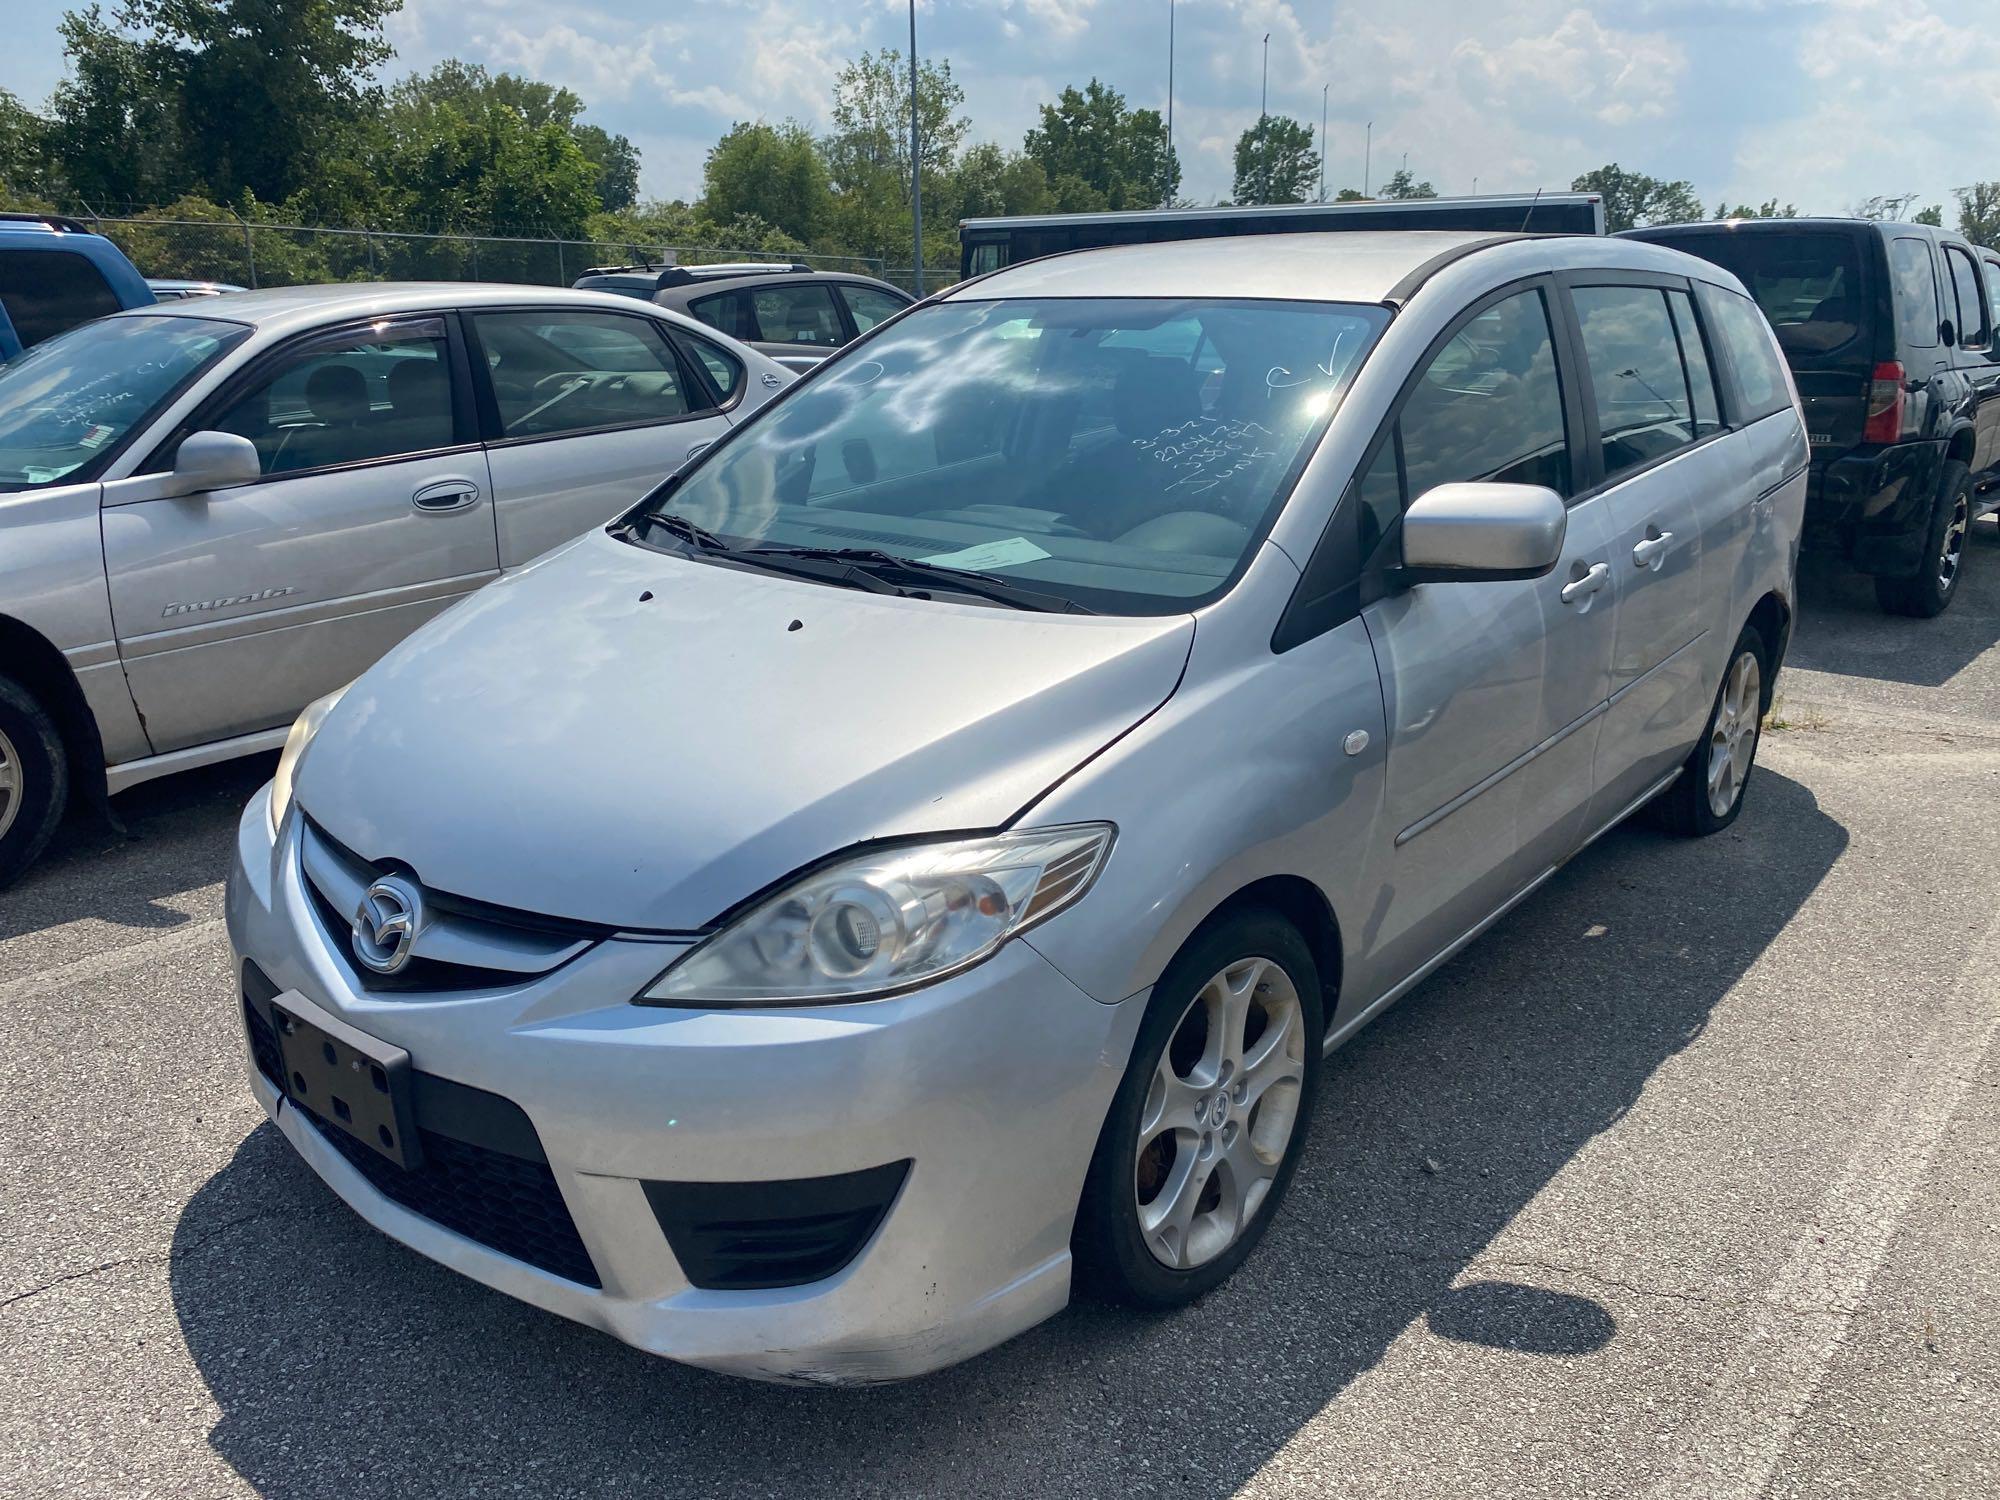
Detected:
left=225, top=786, right=1145, bottom=1384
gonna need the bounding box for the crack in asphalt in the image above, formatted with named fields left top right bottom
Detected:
left=0, top=1203, right=331, bottom=1314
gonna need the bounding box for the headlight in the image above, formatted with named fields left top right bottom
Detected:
left=641, top=823, right=1115, bottom=1006
left=267, top=684, right=350, bottom=835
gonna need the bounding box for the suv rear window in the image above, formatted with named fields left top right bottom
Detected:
left=1639, top=230, right=1863, bottom=360
left=0, top=248, right=124, bottom=349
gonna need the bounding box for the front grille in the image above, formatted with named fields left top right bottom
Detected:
left=644, top=1161, right=910, bottom=1290
left=241, top=968, right=599, bottom=1287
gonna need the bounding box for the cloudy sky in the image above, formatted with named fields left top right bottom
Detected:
left=6, top=0, right=1999, bottom=217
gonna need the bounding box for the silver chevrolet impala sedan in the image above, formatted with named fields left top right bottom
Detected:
left=0, top=284, right=789, bottom=886
left=227, top=231, right=1807, bottom=1383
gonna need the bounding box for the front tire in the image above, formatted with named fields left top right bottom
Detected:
left=1654, top=625, right=1767, bottom=838
left=0, top=674, right=69, bottom=889
left=1875, top=460, right=1971, bottom=618
left=1072, top=909, right=1323, bottom=1308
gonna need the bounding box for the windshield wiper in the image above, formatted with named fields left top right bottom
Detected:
left=615, top=510, right=729, bottom=551
left=746, top=546, right=1097, bottom=614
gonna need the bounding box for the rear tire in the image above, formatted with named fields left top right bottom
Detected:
left=0, top=674, right=68, bottom=889
left=1875, top=460, right=1971, bottom=618
left=1072, top=909, right=1323, bottom=1308
left=1653, top=625, right=1767, bottom=838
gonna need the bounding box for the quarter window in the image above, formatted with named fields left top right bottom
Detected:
left=0, top=249, right=123, bottom=350
left=209, top=319, right=458, bottom=476
left=1695, top=283, right=1793, bottom=422
left=1666, top=289, right=1723, bottom=438
left=1888, top=237, right=1941, bottom=349
left=1398, top=286, right=1571, bottom=501
left=471, top=311, right=698, bottom=439
left=681, top=333, right=743, bottom=399
left=751, top=283, right=845, bottom=347
left=1573, top=285, right=1701, bottom=481
left=840, top=285, right=909, bottom=333
left=1943, top=245, right=1989, bottom=349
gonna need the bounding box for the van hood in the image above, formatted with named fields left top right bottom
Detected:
left=296, top=530, right=1193, bottom=931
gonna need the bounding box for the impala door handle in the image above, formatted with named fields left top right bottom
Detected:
left=412, top=479, right=481, bottom=513
left=1559, top=561, right=1611, bottom=605
left=1632, top=530, right=1675, bottom=570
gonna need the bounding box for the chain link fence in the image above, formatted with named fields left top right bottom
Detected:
left=70, top=214, right=894, bottom=291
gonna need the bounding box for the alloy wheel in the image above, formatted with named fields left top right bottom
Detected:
left=0, top=726, right=20, bottom=843
left=1938, top=490, right=1970, bottom=596
left=1134, top=955, right=1307, bottom=1269
left=1706, top=649, right=1762, bottom=820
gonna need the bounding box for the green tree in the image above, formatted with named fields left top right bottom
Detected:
left=1571, top=163, right=1702, bottom=233
left=702, top=121, right=830, bottom=243
left=1853, top=193, right=1919, bottom=221
left=819, top=49, right=966, bottom=264
left=1232, top=115, right=1316, bottom=205
left=575, top=124, right=639, bottom=213
left=45, top=5, right=189, bottom=205
left=1377, top=167, right=1437, bottom=200
left=952, top=142, right=1056, bottom=219
left=1021, top=80, right=1176, bottom=211
left=1713, top=197, right=1797, bottom=219
left=1955, top=182, right=2000, bottom=248
left=0, top=88, right=63, bottom=204
left=1914, top=204, right=1943, bottom=227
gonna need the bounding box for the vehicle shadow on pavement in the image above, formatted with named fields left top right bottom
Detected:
left=169, top=769, right=1845, bottom=1500
left=0, top=755, right=273, bottom=941
left=1788, top=516, right=2000, bottom=690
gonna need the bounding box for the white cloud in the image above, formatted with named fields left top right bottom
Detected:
left=1454, top=8, right=1686, bottom=127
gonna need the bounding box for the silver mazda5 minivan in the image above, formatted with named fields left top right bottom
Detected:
left=227, top=231, right=1808, bottom=1383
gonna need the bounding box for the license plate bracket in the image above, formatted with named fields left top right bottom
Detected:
left=271, top=992, right=423, bottom=1171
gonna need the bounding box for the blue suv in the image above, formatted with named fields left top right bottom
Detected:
left=0, top=213, right=155, bottom=360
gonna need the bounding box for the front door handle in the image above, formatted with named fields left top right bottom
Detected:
left=412, top=479, right=481, bottom=513
left=685, top=442, right=711, bottom=464
left=1632, top=529, right=1675, bottom=570
left=1559, top=561, right=1610, bottom=605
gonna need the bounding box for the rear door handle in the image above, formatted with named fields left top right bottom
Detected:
left=1559, top=561, right=1610, bottom=605
left=1632, top=530, right=1675, bottom=569
left=412, top=479, right=481, bottom=513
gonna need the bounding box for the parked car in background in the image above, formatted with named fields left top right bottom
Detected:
left=0, top=213, right=154, bottom=360
left=0, top=282, right=790, bottom=886
left=147, top=278, right=247, bottom=300
left=1627, top=217, right=2000, bottom=616
left=571, top=261, right=914, bottom=372
left=230, top=230, right=1804, bottom=1383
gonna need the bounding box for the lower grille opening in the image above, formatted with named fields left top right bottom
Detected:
left=240, top=968, right=599, bottom=1288
left=645, top=1161, right=911, bottom=1290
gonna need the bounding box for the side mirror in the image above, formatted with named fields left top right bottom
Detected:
left=1398, top=482, right=1567, bottom=584
left=166, top=430, right=262, bottom=496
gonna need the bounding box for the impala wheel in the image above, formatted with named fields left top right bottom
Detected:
left=0, top=674, right=68, bottom=890
left=1073, top=909, right=1323, bottom=1306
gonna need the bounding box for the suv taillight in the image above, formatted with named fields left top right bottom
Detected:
left=1863, top=361, right=1906, bottom=444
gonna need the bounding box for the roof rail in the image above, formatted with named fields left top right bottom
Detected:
left=0, top=211, right=95, bottom=235
left=654, top=262, right=816, bottom=287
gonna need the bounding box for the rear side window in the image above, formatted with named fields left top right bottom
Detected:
left=1399, top=285, right=1572, bottom=500
left=1983, top=255, right=2000, bottom=342
left=841, top=285, right=909, bottom=333
left=1888, top=237, right=1941, bottom=349
left=1695, top=283, right=1793, bottom=421
left=679, top=332, right=742, bottom=400
left=1666, top=289, right=1722, bottom=436
left=471, top=310, right=699, bottom=438
left=688, top=290, right=756, bottom=342
left=1943, top=245, right=1989, bottom=349
left=0, top=249, right=123, bottom=349
left=1572, top=285, right=1703, bottom=480
left=751, top=283, right=844, bottom=347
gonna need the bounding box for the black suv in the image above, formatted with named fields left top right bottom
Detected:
left=571, top=262, right=913, bottom=374
left=1627, top=218, right=2000, bottom=616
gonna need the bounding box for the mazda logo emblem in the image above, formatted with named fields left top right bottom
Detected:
left=352, top=875, right=423, bottom=975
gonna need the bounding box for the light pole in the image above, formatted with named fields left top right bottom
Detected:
left=1164, top=0, right=1175, bottom=208
left=1319, top=83, right=1328, bottom=202
left=1260, top=32, right=1270, bottom=203
left=1363, top=119, right=1372, bottom=197
left=908, top=0, right=924, bottom=296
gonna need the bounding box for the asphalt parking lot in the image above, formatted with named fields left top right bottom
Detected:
left=3, top=522, right=1997, bottom=1500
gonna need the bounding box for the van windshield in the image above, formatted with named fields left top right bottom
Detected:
left=1644, top=230, right=1865, bottom=360
left=625, top=296, right=1390, bottom=615
left=0, top=313, right=248, bottom=490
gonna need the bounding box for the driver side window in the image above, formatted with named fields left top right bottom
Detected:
left=209, top=320, right=458, bottom=476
